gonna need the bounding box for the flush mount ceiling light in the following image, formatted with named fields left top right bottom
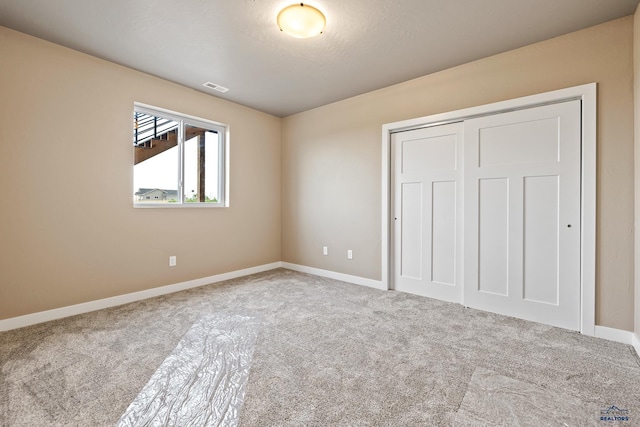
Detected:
left=277, top=3, right=326, bottom=39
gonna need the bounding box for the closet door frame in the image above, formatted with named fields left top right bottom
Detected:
left=381, top=83, right=596, bottom=336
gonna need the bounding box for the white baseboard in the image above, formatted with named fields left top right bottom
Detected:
left=0, top=262, right=384, bottom=332
left=593, top=325, right=633, bottom=344
left=593, top=325, right=640, bottom=354
left=6, top=260, right=635, bottom=360
left=0, top=262, right=282, bottom=332
left=281, top=262, right=386, bottom=291
left=633, top=333, right=640, bottom=358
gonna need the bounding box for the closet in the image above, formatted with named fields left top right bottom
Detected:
left=391, top=98, right=582, bottom=330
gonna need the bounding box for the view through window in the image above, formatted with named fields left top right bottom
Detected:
left=133, top=105, right=226, bottom=207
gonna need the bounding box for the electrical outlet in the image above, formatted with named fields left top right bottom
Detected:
left=347, top=250, right=353, bottom=259
left=169, top=256, right=177, bottom=267
left=323, top=246, right=328, bottom=256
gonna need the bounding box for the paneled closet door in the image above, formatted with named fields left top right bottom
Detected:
left=391, top=122, right=463, bottom=303
left=463, top=100, right=581, bottom=330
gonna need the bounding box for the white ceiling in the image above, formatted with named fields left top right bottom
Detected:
left=0, top=0, right=638, bottom=117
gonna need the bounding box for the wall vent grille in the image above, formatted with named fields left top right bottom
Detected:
left=203, top=82, right=229, bottom=93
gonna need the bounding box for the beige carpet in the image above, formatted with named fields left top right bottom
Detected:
left=1, top=268, right=639, bottom=426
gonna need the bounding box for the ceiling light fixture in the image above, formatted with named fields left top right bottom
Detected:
left=277, top=3, right=326, bottom=39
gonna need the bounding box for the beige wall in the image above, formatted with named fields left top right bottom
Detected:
left=282, top=17, right=635, bottom=331
left=634, top=6, right=640, bottom=337
left=0, top=26, right=282, bottom=320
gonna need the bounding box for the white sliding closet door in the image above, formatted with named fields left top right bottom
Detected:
left=463, top=100, right=581, bottom=330
left=391, top=123, right=463, bottom=303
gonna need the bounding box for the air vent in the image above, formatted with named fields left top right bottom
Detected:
left=202, top=82, right=229, bottom=93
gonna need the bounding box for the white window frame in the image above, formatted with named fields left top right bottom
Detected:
left=133, top=103, right=228, bottom=208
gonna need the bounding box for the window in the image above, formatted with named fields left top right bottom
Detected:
left=133, top=104, right=227, bottom=207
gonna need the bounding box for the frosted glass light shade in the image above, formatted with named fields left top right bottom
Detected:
left=277, top=3, right=326, bottom=38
